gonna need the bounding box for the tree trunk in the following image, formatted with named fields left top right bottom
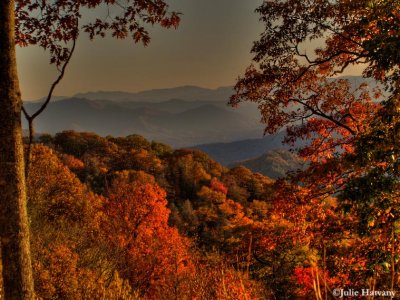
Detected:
left=0, top=1, right=35, bottom=299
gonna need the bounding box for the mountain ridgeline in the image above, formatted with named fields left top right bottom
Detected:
left=75, top=85, right=235, bottom=102
left=23, top=81, right=366, bottom=177
left=23, top=86, right=265, bottom=148
left=230, top=149, right=306, bottom=179
left=192, top=133, right=288, bottom=165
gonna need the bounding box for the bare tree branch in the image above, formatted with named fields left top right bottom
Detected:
left=22, top=37, right=77, bottom=178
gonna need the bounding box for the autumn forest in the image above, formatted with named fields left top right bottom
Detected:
left=2, top=0, right=400, bottom=299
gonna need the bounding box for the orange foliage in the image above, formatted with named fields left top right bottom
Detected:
left=190, top=255, right=265, bottom=300
left=33, top=242, right=79, bottom=298
left=59, top=153, right=85, bottom=171
left=210, top=178, right=228, bottom=195
left=103, top=172, right=195, bottom=298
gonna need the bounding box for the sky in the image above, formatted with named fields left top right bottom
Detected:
left=17, top=0, right=265, bottom=100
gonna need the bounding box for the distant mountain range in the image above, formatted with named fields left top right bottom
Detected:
left=23, top=86, right=265, bottom=148
left=192, top=133, right=287, bottom=165
left=72, top=77, right=380, bottom=103
left=193, top=130, right=309, bottom=162
left=74, top=86, right=235, bottom=102
left=23, top=76, right=380, bottom=157
left=192, top=135, right=307, bottom=179
left=231, top=149, right=305, bottom=179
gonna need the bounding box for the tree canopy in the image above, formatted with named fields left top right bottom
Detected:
left=229, top=0, right=400, bottom=297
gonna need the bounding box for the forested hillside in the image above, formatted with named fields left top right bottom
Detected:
left=11, top=130, right=395, bottom=299
left=22, top=131, right=275, bottom=299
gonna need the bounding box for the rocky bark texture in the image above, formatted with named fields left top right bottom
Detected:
left=0, top=1, right=35, bottom=298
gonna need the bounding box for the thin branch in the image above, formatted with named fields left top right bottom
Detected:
left=289, top=14, right=364, bottom=49
left=22, top=36, right=77, bottom=178
left=294, top=43, right=365, bottom=68
left=290, top=97, right=356, bottom=135
left=30, top=38, right=76, bottom=121
left=21, top=105, right=30, bottom=120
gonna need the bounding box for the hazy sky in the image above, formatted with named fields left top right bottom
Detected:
left=17, top=0, right=265, bottom=100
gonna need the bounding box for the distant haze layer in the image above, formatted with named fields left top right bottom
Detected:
left=17, top=0, right=264, bottom=100
left=23, top=86, right=265, bottom=148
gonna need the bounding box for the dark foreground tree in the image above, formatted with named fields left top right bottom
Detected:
left=230, top=0, right=400, bottom=295
left=0, top=2, right=34, bottom=298
left=0, top=1, right=179, bottom=298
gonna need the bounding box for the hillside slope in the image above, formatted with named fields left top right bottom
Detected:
left=231, top=149, right=306, bottom=179
left=192, top=132, right=287, bottom=165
